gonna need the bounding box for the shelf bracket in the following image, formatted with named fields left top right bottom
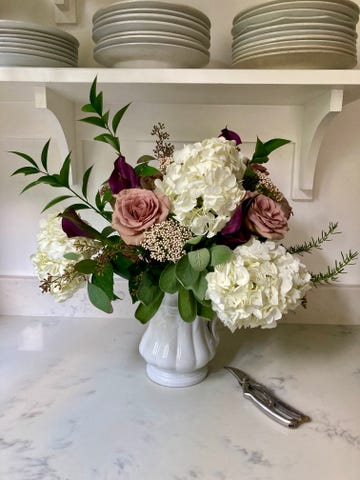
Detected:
left=53, top=0, right=77, bottom=24
left=34, top=86, right=82, bottom=185
left=291, top=88, right=344, bottom=201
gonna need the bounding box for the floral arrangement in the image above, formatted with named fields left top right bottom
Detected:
left=11, top=79, right=358, bottom=332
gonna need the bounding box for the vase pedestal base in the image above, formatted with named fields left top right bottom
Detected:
left=146, top=364, right=208, bottom=388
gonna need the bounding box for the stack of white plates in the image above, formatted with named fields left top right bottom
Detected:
left=92, top=0, right=210, bottom=68
left=0, top=20, right=79, bottom=67
left=231, top=0, right=359, bottom=68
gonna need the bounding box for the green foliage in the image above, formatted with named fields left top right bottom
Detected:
left=287, top=222, right=340, bottom=255
left=210, top=245, right=233, bottom=266
left=80, top=77, right=131, bottom=156
left=251, top=137, right=291, bottom=164
left=135, top=289, right=164, bottom=324
left=311, top=250, right=358, bottom=285
left=178, top=287, right=197, bottom=322
left=134, top=163, right=161, bottom=177
left=87, top=282, right=113, bottom=313
left=159, top=262, right=179, bottom=294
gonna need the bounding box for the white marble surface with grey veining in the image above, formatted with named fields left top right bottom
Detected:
left=0, top=315, right=359, bottom=480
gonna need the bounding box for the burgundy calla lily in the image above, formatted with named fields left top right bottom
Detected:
left=109, top=155, right=139, bottom=194
left=220, top=127, right=242, bottom=145
left=61, top=208, right=100, bottom=239
left=219, top=196, right=253, bottom=247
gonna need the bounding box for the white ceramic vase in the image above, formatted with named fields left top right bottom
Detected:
left=139, top=293, right=219, bottom=387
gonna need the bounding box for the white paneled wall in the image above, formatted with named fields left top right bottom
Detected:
left=0, top=0, right=359, bottom=322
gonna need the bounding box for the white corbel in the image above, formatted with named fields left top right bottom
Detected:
left=34, top=86, right=82, bottom=185
left=54, top=0, right=77, bottom=24
left=291, top=88, right=344, bottom=200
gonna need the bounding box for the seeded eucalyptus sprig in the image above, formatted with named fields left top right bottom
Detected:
left=80, top=76, right=130, bottom=155
left=311, top=250, right=359, bottom=285
left=287, top=222, right=340, bottom=255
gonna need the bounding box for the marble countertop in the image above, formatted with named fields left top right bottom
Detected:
left=0, top=315, right=359, bottom=480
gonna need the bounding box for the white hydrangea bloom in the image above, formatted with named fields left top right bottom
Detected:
left=155, top=137, right=246, bottom=237
left=31, top=212, right=93, bottom=302
left=206, top=237, right=312, bottom=331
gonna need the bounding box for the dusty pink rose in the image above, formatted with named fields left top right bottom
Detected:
left=244, top=194, right=289, bottom=240
left=112, top=188, right=170, bottom=245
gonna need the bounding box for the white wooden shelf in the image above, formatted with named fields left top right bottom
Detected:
left=2, top=67, right=360, bottom=200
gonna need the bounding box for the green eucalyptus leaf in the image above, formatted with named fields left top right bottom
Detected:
left=87, top=282, right=113, bottom=314
left=138, top=271, right=159, bottom=306
left=137, top=154, right=155, bottom=164
left=112, top=255, right=133, bottom=280
left=175, top=254, right=199, bottom=289
left=74, top=259, right=97, bottom=274
left=92, top=264, right=116, bottom=301
left=9, top=151, right=38, bottom=168
left=186, top=235, right=204, bottom=246
left=191, top=271, right=208, bottom=301
left=210, top=245, right=233, bottom=266
left=112, top=102, right=131, bottom=133
left=197, top=302, right=214, bottom=320
left=178, top=287, right=196, bottom=322
left=159, top=262, right=179, bottom=294
left=134, top=163, right=160, bottom=177
left=41, top=195, right=73, bottom=213
left=82, top=165, right=93, bottom=198
left=41, top=140, right=50, bottom=171
left=63, top=252, right=79, bottom=260
left=188, top=248, right=210, bottom=272
left=135, top=290, right=164, bottom=324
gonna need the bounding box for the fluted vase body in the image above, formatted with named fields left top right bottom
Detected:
left=139, top=294, right=219, bottom=387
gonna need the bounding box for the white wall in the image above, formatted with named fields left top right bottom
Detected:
left=0, top=0, right=359, bottom=322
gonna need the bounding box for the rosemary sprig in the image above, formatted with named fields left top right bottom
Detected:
left=311, top=250, right=359, bottom=285
left=287, top=222, right=339, bottom=255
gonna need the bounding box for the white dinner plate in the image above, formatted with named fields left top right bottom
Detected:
left=94, top=42, right=209, bottom=68
left=232, top=17, right=357, bottom=38
left=92, top=19, right=209, bottom=44
left=232, top=9, right=356, bottom=35
left=232, top=48, right=357, bottom=69
left=232, top=33, right=356, bottom=54
left=95, top=32, right=209, bottom=52
left=94, top=7, right=210, bottom=30
left=0, top=20, right=79, bottom=46
left=233, top=0, right=359, bottom=24
left=93, top=0, right=210, bottom=28
left=0, top=50, right=76, bottom=67
left=0, top=37, right=78, bottom=61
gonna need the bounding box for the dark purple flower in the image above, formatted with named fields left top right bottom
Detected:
left=219, top=195, right=253, bottom=247
left=61, top=208, right=100, bottom=239
left=220, top=127, right=242, bottom=145
left=108, top=155, right=139, bottom=194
